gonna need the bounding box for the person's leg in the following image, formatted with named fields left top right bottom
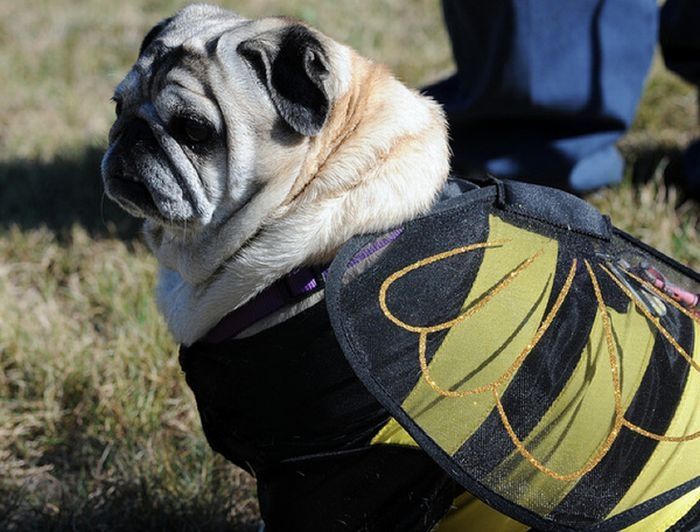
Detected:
left=660, top=0, right=700, bottom=197
left=425, top=0, right=657, bottom=193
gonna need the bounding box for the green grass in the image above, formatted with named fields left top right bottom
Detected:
left=0, top=1, right=698, bottom=530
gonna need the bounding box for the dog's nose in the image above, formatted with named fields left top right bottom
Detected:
left=119, top=117, right=156, bottom=154
left=103, top=117, right=160, bottom=184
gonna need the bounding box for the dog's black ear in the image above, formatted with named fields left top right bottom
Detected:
left=139, top=16, right=174, bottom=56
left=238, top=25, right=331, bottom=136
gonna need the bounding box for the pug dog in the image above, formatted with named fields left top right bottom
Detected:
left=102, top=3, right=449, bottom=346
left=102, top=4, right=461, bottom=530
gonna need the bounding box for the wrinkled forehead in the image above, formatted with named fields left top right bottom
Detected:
left=114, top=7, right=290, bottom=104
left=156, top=4, right=245, bottom=49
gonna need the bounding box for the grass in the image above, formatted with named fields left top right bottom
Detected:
left=0, top=1, right=698, bottom=530
left=0, top=227, right=259, bottom=530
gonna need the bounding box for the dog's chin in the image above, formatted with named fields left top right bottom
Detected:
left=105, top=176, right=159, bottom=218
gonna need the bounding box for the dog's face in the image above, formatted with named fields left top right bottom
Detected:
left=102, top=4, right=348, bottom=230
left=102, top=4, right=449, bottom=344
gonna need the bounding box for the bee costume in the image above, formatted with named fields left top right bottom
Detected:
left=179, top=177, right=700, bottom=531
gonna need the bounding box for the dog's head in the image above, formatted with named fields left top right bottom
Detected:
left=103, top=4, right=449, bottom=343
left=102, top=4, right=350, bottom=229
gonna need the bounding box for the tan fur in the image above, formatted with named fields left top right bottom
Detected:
left=286, top=55, right=375, bottom=202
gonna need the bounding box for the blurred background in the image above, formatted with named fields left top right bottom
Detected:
left=0, top=0, right=697, bottom=530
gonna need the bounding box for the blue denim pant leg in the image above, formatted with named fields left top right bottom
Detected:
left=425, top=0, right=657, bottom=193
left=661, top=0, right=700, bottom=196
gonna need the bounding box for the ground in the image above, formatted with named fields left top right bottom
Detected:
left=0, top=1, right=697, bottom=530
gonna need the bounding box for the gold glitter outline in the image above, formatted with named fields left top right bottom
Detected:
left=379, top=240, right=510, bottom=334
left=600, top=264, right=700, bottom=373
left=378, top=245, right=700, bottom=482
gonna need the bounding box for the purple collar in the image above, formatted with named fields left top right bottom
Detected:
left=199, top=227, right=404, bottom=344
left=201, top=265, right=329, bottom=343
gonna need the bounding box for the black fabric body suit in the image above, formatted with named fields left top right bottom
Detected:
left=179, top=302, right=459, bottom=532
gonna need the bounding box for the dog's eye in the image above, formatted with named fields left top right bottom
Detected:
left=183, top=119, right=211, bottom=144
left=170, top=116, right=215, bottom=149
